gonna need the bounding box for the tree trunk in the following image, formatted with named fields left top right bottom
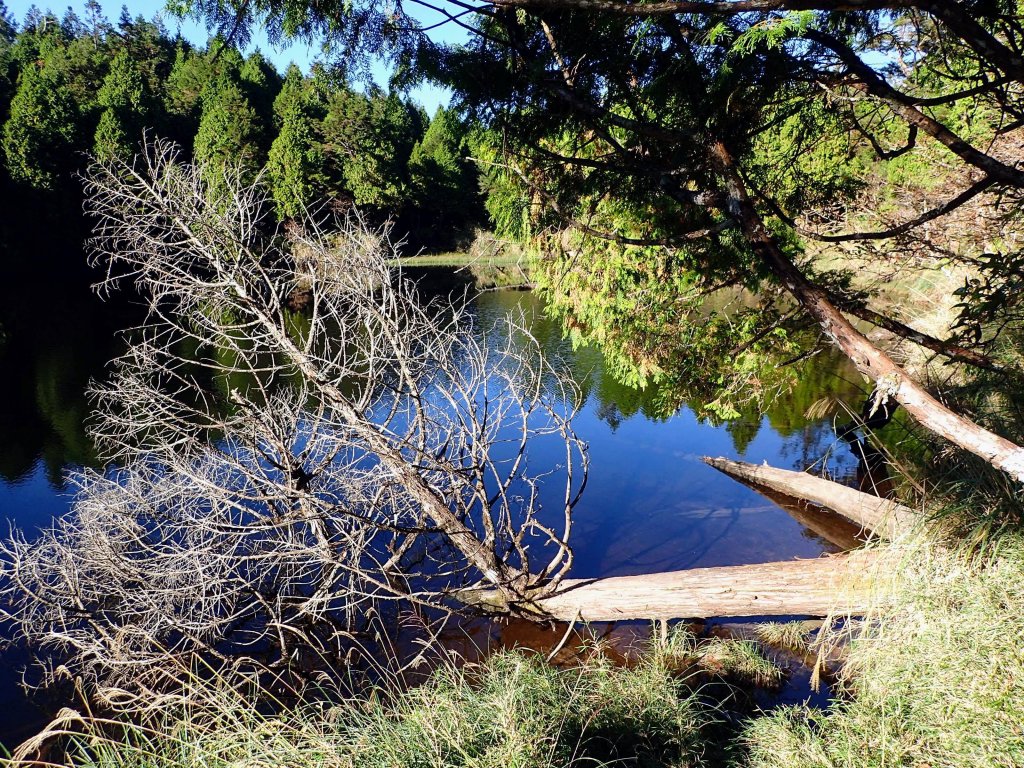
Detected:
left=462, top=552, right=880, bottom=621
left=835, top=299, right=1003, bottom=372
left=709, top=140, right=1024, bottom=483
left=702, top=456, right=919, bottom=538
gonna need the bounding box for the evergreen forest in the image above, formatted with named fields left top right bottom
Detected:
left=0, top=2, right=485, bottom=256
left=3, top=0, right=1024, bottom=765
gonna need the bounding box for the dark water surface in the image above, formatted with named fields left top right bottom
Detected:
left=0, top=268, right=869, bottom=747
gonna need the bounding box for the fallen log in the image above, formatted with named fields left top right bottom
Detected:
left=751, top=486, right=866, bottom=551
left=702, top=456, right=919, bottom=538
left=464, top=551, right=881, bottom=621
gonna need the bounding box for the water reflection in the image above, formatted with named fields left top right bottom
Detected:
left=0, top=258, right=131, bottom=490
left=465, top=288, right=867, bottom=577
left=0, top=277, right=871, bottom=560
left=0, top=307, right=106, bottom=486
left=0, top=268, right=872, bottom=746
left=0, top=243, right=135, bottom=744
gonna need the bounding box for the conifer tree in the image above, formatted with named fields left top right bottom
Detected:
left=239, top=50, right=281, bottom=153
left=266, top=63, right=323, bottom=218
left=193, top=70, right=262, bottom=185
left=1, top=38, right=78, bottom=189
left=82, top=0, right=106, bottom=42
left=321, top=87, right=420, bottom=209
left=0, top=3, right=14, bottom=46
left=408, top=106, right=479, bottom=235
left=93, top=49, right=150, bottom=160
left=162, top=44, right=208, bottom=148
left=0, top=2, right=16, bottom=120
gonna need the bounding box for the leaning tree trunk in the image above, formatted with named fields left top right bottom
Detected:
left=709, top=141, right=1024, bottom=483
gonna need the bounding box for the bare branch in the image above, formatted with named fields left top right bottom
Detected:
left=0, top=140, right=588, bottom=702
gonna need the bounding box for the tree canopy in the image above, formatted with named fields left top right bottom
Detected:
left=2, top=0, right=1023, bottom=478
left=0, top=7, right=485, bottom=250
left=176, top=0, right=1024, bottom=481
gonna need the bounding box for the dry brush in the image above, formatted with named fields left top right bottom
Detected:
left=0, top=141, right=587, bottom=700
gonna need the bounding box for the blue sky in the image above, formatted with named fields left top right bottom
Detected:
left=4, top=0, right=460, bottom=111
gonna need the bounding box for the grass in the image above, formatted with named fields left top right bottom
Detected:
left=397, top=230, right=535, bottom=290
left=40, top=633, right=780, bottom=768
left=740, top=535, right=1024, bottom=768
left=694, top=638, right=785, bottom=690
left=13, top=534, right=1024, bottom=768
left=753, top=622, right=814, bottom=654
left=398, top=252, right=524, bottom=267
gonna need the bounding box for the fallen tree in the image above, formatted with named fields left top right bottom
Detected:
left=464, top=551, right=882, bottom=621
left=702, top=456, right=921, bottom=539
left=0, top=144, right=588, bottom=696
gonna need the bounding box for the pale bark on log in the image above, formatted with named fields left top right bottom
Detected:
left=702, top=456, right=920, bottom=539
left=463, top=552, right=881, bottom=621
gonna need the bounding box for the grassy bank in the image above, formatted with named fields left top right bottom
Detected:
left=26, top=633, right=785, bottom=768
left=742, top=536, right=1024, bottom=767
left=398, top=231, right=534, bottom=290
left=17, top=533, right=1023, bottom=768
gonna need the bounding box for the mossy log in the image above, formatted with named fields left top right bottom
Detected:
left=463, top=551, right=881, bottom=621
left=702, top=456, right=919, bottom=538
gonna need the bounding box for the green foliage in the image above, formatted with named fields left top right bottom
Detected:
left=0, top=6, right=15, bottom=134
left=266, top=64, right=324, bottom=217
left=194, top=72, right=264, bottom=184
left=470, top=130, right=534, bottom=242
left=320, top=86, right=421, bottom=209
left=93, top=50, right=150, bottom=160
left=97, top=50, right=147, bottom=114
left=164, top=44, right=210, bottom=122
left=52, top=29, right=105, bottom=113
left=92, top=107, right=130, bottom=162
left=111, top=14, right=175, bottom=111
left=0, top=2, right=13, bottom=42
left=531, top=226, right=807, bottom=420
left=1, top=41, right=79, bottom=189
left=238, top=50, right=282, bottom=152
left=409, top=108, right=472, bottom=208
left=716, top=11, right=816, bottom=57
left=0, top=5, right=479, bottom=242
left=405, top=106, right=483, bottom=245
left=747, top=96, right=866, bottom=216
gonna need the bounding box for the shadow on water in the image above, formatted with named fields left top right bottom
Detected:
left=0, top=264, right=875, bottom=748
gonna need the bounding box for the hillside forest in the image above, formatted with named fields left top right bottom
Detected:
left=0, top=2, right=484, bottom=254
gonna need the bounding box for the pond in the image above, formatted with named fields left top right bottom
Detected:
left=0, top=265, right=869, bottom=747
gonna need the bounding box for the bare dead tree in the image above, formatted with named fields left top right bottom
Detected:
left=0, top=140, right=587, bottom=699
